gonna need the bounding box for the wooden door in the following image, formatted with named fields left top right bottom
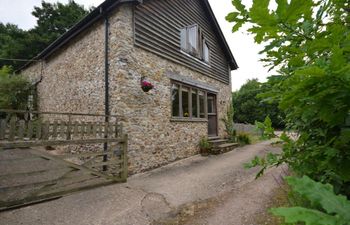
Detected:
left=207, top=93, right=217, bottom=136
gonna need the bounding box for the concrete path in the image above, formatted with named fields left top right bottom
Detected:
left=0, top=147, right=110, bottom=209
left=0, top=141, right=284, bottom=225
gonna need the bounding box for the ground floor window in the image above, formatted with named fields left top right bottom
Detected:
left=171, top=81, right=211, bottom=120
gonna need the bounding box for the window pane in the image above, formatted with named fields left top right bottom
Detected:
left=180, top=28, right=187, bottom=50
left=188, top=26, right=198, bottom=54
left=203, top=41, right=209, bottom=63
left=192, top=90, right=198, bottom=118
left=199, top=91, right=205, bottom=118
left=172, top=84, right=179, bottom=117
left=182, top=87, right=189, bottom=117
left=208, top=95, right=216, bottom=113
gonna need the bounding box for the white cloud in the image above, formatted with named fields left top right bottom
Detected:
left=0, top=0, right=273, bottom=90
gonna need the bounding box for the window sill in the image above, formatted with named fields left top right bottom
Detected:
left=170, top=117, right=208, bottom=122
left=180, top=50, right=210, bottom=67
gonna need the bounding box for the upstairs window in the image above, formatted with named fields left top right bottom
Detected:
left=180, top=25, right=210, bottom=64
left=203, top=40, right=209, bottom=63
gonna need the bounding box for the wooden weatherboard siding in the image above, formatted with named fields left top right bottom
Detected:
left=134, top=0, right=230, bottom=84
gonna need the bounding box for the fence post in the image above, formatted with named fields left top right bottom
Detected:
left=8, top=116, right=17, bottom=141
left=67, top=115, right=72, bottom=140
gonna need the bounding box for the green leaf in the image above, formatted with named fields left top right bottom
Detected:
left=231, top=0, right=247, bottom=13
left=270, top=207, right=342, bottom=225
left=250, top=0, right=273, bottom=24
left=232, top=21, right=244, bottom=32
left=294, top=66, right=326, bottom=77
left=286, top=176, right=350, bottom=221
left=248, top=26, right=265, bottom=43
left=307, top=38, right=331, bottom=54
left=280, top=132, right=291, bottom=143
left=330, top=46, right=346, bottom=71
left=225, top=12, right=240, bottom=21
left=275, top=0, right=288, bottom=20
left=285, top=0, right=314, bottom=23
left=259, top=39, right=283, bottom=54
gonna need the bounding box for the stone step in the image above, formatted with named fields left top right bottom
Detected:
left=218, top=143, right=239, bottom=149
left=208, top=136, right=220, bottom=140
left=208, top=139, right=228, bottom=146
left=211, top=142, right=239, bottom=155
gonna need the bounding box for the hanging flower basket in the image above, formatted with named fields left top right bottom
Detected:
left=141, top=80, right=154, bottom=92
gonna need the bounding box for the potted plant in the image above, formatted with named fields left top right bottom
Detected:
left=199, top=137, right=212, bottom=156
left=141, top=77, right=154, bottom=92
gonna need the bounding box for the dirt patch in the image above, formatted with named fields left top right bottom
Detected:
left=141, top=192, right=174, bottom=221
left=151, top=198, right=220, bottom=225
left=152, top=165, right=290, bottom=225
left=252, top=184, right=290, bottom=225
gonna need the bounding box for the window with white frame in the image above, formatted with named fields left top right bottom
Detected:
left=180, top=25, right=210, bottom=63
left=203, top=40, right=209, bottom=63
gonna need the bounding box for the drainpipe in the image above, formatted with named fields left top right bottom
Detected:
left=103, top=11, right=110, bottom=171
left=104, top=15, right=110, bottom=119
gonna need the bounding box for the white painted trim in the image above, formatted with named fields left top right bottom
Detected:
left=180, top=50, right=211, bottom=68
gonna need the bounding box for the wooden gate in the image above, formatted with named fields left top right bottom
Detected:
left=0, top=110, right=127, bottom=211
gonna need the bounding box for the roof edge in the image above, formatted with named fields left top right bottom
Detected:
left=19, top=0, right=139, bottom=72
left=19, top=0, right=238, bottom=71
left=203, top=0, right=238, bottom=70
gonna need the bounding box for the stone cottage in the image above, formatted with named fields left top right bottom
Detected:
left=20, top=0, right=238, bottom=174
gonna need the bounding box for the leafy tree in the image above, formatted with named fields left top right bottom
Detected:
left=233, top=79, right=285, bottom=128
left=0, top=0, right=89, bottom=70
left=0, top=23, right=28, bottom=69
left=31, top=0, right=89, bottom=47
left=255, top=116, right=276, bottom=140
left=0, top=65, right=12, bottom=77
left=227, top=0, right=350, bottom=195
left=0, top=66, right=32, bottom=110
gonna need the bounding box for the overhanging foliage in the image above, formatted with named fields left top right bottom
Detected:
left=227, top=0, right=350, bottom=195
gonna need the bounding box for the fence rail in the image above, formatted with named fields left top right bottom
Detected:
left=234, top=123, right=262, bottom=136
left=0, top=109, right=123, bottom=147
left=0, top=109, right=128, bottom=211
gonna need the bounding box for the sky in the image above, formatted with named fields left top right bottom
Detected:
left=0, top=0, right=273, bottom=91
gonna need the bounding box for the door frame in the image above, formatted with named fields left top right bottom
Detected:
left=207, top=92, right=218, bottom=137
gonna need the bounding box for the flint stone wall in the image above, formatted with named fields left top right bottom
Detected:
left=21, top=3, right=233, bottom=174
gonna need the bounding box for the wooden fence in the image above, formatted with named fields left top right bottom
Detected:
left=0, top=109, right=127, bottom=210
left=233, top=123, right=262, bottom=136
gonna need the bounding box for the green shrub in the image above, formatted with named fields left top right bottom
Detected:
left=270, top=176, right=350, bottom=225
left=0, top=66, right=32, bottom=110
left=227, top=129, right=237, bottom=143
left=199, top=137, right=212, bottom=156
left=232, top=79, right=285, bottom=129
left=221, top=103, right=236, bottom=142
left=237, top=132, right=251, bottom=145
left=255, top=116, right=276, bottom=140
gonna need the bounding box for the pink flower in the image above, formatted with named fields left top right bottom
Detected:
left=141, top=81, right=153, bottom=88
left=141, top=80, right=154, bottom=92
